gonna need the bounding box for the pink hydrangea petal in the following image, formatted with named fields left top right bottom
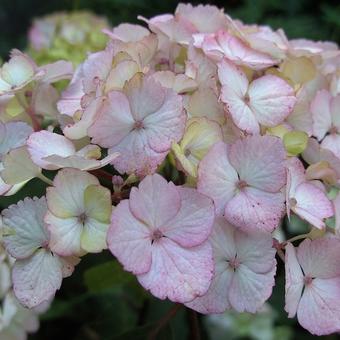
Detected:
left=88, top=91, right=134, bottom=148
left=12, top=249, right=63, bottom=308
left=297, top=238, right=340, bottom=279
left=284, top=243, right=304, bottom=318
left=229, top=135, right=286, bottom=192
left=197, top=142, right=238, bottom=216
left=321, top=134, right=340, bottom=159
left=39, top=60, right=73, bottom=84
left=0, top=121, right=33, bottom=156
left=248, top=75, right=296, bottom=126
left=107, top=200, right=152, bottom=275
left=203, top=30, right=277, bottom=70
left=143, top=89, right=186, bottom=153
left=297, top=278, right=340, bottom=335
left=125, top=76, right=165, bottom=121
left=228, top=263, right=276, bottom=313
left=27, top=131, right=76, bottom=170
left=225, top=187, right=285, bottom=232
left=311, top=90, right=332, bottom=141
left=63, top=96, right=105, bottom=140
left=45, top=213, right=82, bottom=256
left=129, top=174, right=181, bottom=229
left=137, top=237, right=213, bottom=303
left=330, top=95, right=340, bottom=129
left=185, top=262, right=233, bottom=314
left=235, top=230, right=276, bottom=273
left=109, top=129, right=168, bottom=175
left=2, top=197, right=49, bottom=259
left=161, top=187, right=215, bottom=247
left=293, top=182, right=333, bottom=229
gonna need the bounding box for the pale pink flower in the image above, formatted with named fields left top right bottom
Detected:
left=2, top=197, right=79, bottom=308
left=218, top=59, right=296, bottom=134
left=0, top=121, right=33, bottom=196
left=286, top=157, right=333, bottom=229
left=27, top=130, right=118, bottom=171
left=89, top=74, right=186, bottom=176
left=311, top=90, right=340, bottom=158
left=45, top=169, right=112, bottom=256
left=285, top=238, right=340, bottom=335
left=201, top=30, right=278, bottom=70
left=186, top=217, right=276, bottom=313
left=107, top=173, right=215, bottom=303
left=198, top=135, right=286, bottom=232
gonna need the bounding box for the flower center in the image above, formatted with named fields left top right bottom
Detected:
left=330, top=126, right=338, bottom=135
left=244, top=93, right=250, bottom=104
left=289, top=197, right=297, bottom=208
left=151, top=229, right=163, bottom=243
left=228, top=257, right=240, bottom=270
left=78, top=213, right=88, bottom=225
left=134, top=120, right=144, bottom=130
left=304, top=276, right=313, bottom=286
left=236, top=180, right=247, bottom=190
left=184, top=148, right=191, bottom=157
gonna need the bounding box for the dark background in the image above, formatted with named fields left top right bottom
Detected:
left=0, top=0, right=339, bottom=339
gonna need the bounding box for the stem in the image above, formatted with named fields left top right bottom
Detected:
left=282, top=233, right=310, bottom=246
left=148, top=304, right=181, bottom=340
left=15, top=92, right=41, bottom=131
left=188, top=309, right=201, bottom=340
left=37, top=173, right=53, bottom=186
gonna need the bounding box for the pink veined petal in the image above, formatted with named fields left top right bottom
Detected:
left=321, top=134, right=340, bottom=159
left=27, top=131, right=76, bottom=170
left=109, top=128, right=168, bottom=176
left=63, top=96, right=105, bottom=140
left=0, top=121, right=33, bottom=156
left=185, top=261, right=233, bottom=314
left=39, top=60, right=73, bottom=84
left=213, top=31, right=277, bottom=70
left=2, top=197, right=49, bottom=259
left=229, top=135, right=286, bottom=192
left=81, top=48, right=113, bottom=94
left=225, top=187, right=285, bottom=232
left=297, top=238, right=340, bottom=279
left=137, top=237, right=213, bottom=303
left=57, top=67, right=83, bottom=117
left=129, top=174, right=181, bottom=229
left=297, top=277, right=340, bottom=335
left=217, top=59, right=248, bottom=95
left=125, top=75, right=165, bottom=121
left=286, top=157, right=306, bottom=196
left=45, top=213, right=82, bottom=257
left=284, top=243, right=304, bottom=318
left=293, top=182, right=333, bottom=229
left=228, top=262, right=276, bottom=313
left=330, top=95, right=340, bottom=130
left=88, top=91, right=135, bottom=148
left=197, top=142, right=238, bottom=216
left=235, top=229, right=276, bottom=273
left=107, top=200, right=152, bottom=275
left=248, top=74, right=296, bottom=127
left=161, top=187, right=215, bottom=248
left=311, top=90, right=332, bottom=141
left=221, top=85, right=259, bottom=134
left=144, top=89, right=186, bottom=153
left=12, top=249, right=63, bottom=308
left=43, top=152, right=119, bottom=171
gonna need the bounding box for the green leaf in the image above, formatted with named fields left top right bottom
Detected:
left=84, top=260, right=134, bottom=293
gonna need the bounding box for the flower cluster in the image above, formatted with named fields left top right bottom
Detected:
left=28, top=11, right=110, bottom=66
left=1, top=3, right=340, bottom=337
